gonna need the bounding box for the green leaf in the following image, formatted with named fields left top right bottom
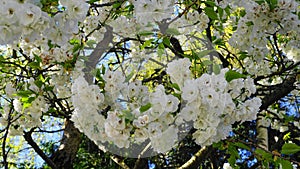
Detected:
left=73, top=44, right=83, bottom=53
left=141, top=39, right=154, bottom=49
left=246, top=21, right=254, bottom=26
left=101, top=65, right=106, bottom=74
left=228, top=155, right=236, bottom=167
left=172, top=93, right=181, bottom=99
left=217, top=7, right=224, bottom=19
left=139, top=103, right=152, bottom=113
left=21, top=96, right=35, bottom=103
left=157, top=48, right=164, bottom=57
left=23, top=102, right=32, bottom=109
left=255, top=148, right=273, bottom=161
left=34, top=80, right=43, bottom=88
left=204, top=0, right=216, bottom=7
left=34, top=54, right=42, bottom=63
left=86, top=40, right=96, bottom=48
left=212, top=141, right=224, bottom=149
left=213, top=64, right=221, bottom=74
left=165, top=28, right=181, bottom=35
left=255, top=0, right=265, bottom=5
left=171, top=83, right=180, bottom=91
left=138, top=30, right=154, bottom=36
left=162, top=37, right=171, bottom=47
left=39, top=74, right=45, bottom=82
left=233, top=142, right=251, bottom=151
left=278, top=158, right=293, bottom=169
left=202, top=60, right=213, bottom=66
left=125, top=71, right=135, bottom=83
left=228, top=145, right=239, bottom=166
left=224, top=6, right=231, bottom=16
left=16, top=90, right=34, bottom=97
left=225, top=70, right=246, bottom=82
left=196, top=50, right=215, bottom=58
left=28, top=62, right=41, bottom=69
left=69, top=38, right=80, bottom=45
left=88, top=0, right=99, bottom=3
left=238, top=52, right=249, bottom=60
left=112, top=2, right=121, bottom=9
left=123, top=110, right=135, bottom=121
left=266, top=0, right=278, bottom=10
left=204, top=7, right=218, bottom=20
left=44, top=85, right=54, bottom=92
left=283, top=132, right=291, bottom=141
left=281, top=143, right=300, bottom=155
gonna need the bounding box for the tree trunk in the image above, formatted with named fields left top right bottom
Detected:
left=50, top=119, right=81, bottom=169
left=256, top=75, right=296, bottom=168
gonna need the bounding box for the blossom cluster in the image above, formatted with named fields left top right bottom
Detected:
left=227, top=0, right=300, bottom=75
left=169, top=58, right=261, bottom=146
left=0, top=0, right=48, bottom=44
left=128, top=0, right=175, bottom=26
left=0, top=82, right=49, bottom=136
left=71, top=70, right=180, bottom=154
left=70, top=58, right=261, bottom=154
left=0, top=0, right=89, bottom=63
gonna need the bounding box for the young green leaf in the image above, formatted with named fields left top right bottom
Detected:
left=139, top=103, right=152, bottom=113
left=225, top=70, right=247, bottom=82
left=204, top=7, right=218, bottom=20
left=281, top=143, right=300, bottom=155
left=278, top=158, right=293, bottom=169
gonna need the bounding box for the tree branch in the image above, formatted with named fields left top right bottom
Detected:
left=110, top=155, right=130, bottom=169
left=1, top=108, right=13, bottom=169
left=23, top=128, right=57, bottom=169
left=83, top=25, right=114, bottom=83
left=259, top=75, right=296, bottom=111
left=178, top=146, right=211, bottom=169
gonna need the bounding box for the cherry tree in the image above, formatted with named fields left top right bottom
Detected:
left=0, top=0, right=299, bottom=168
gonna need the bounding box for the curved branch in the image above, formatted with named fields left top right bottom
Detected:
left=259, top=75, right=296, bottom=111
left=24, top=128, right=57, bottom=169
left=178, top=146, right=210, bottom=169
left=83, top=25, right=114, bottom=83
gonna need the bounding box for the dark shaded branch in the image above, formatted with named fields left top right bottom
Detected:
left=89, top=0, right=126, bottom=8
left=133, top=158, right=149, bottom=169
left=2, top=108, right=13, bottom=169
left=23, top=128, right=57, bottom=169
left=34, top=128, right=64, bottom=133
left=170, top=37, right=185, bottom=58
left=133, top=143, right=151, bottom=169
left=254, top=62, right=300, bottom=83
left=259, top=75, right=296, bottom=111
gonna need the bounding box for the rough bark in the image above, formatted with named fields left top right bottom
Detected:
left=50, top=119, right=81, bottom=169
